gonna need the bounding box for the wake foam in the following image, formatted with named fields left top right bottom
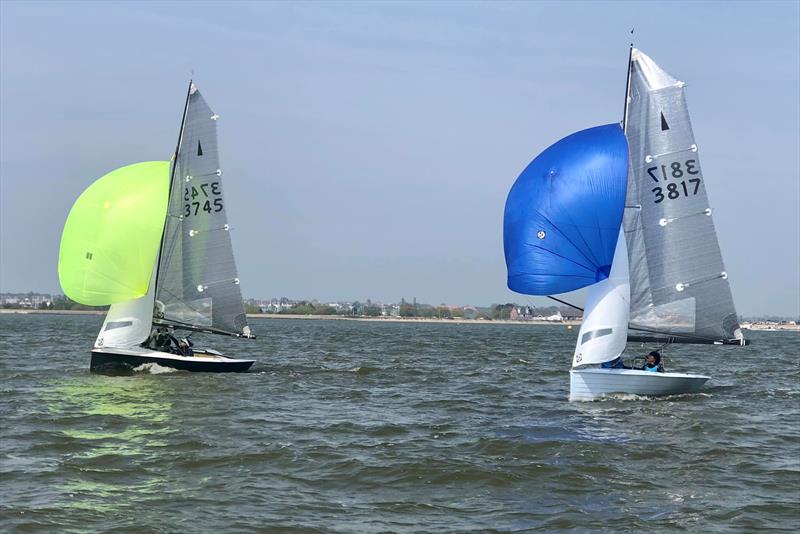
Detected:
left=133, top=362, right=178, bottom=374
left=598, top=391, right=712, bottom=402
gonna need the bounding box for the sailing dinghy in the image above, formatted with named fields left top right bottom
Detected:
left=59, top=82, right=256, bottom=373
left=503, top=49, right=746, bottom=401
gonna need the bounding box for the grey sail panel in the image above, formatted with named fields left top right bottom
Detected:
left=156, top=84, right=251, bottom=337
left=623, top=49, right=743, bottom=344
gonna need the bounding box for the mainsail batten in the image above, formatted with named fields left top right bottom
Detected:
left=623, top=49, right=743, bottom=344
left=155, top=84, right=252, bottom=337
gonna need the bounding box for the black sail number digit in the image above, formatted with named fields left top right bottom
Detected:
left=183, top=181, right=224, bottom=218
left=647, top=159, right=703, bottom=204
left=652, top=187, right=664, bottom=204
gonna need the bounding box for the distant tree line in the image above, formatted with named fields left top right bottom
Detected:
left=0, top=295, right=108, bottom=311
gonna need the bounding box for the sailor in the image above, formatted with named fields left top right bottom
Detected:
left=641, top=351, right=665, bottom=373
left=176, top=337, right=194, bottom=357
left=147, top=327, right=173, bottom=352
left=601, top=356, right=630, bottom=369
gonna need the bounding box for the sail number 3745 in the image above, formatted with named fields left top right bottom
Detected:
left=648, top=160, right=701, bottom=204
left=184, top=182, right=223, bottom=217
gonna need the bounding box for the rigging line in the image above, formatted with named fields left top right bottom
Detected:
left=153, top=317, right=242, bottom=338
left=627, top=325, right=722, bottom=344
left=546, top=296, right=584, bottom=312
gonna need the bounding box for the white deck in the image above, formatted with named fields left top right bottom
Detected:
left=569, top=368, right=710, bottom=401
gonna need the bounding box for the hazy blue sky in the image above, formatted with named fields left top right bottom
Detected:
left=1, top=1, right=798, bottom=316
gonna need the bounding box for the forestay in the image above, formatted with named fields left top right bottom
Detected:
left=156, top=84, right=252, bottom=337
left=623, top=49, right=743, bottom=344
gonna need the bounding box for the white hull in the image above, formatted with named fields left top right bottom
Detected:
left=569, top=368, right=709, bottom=401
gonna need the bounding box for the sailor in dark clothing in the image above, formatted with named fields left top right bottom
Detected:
left=147, top=328, right=173, bottom=352
left=601, top=356, right=631, bottom=369
left=176, top=337, right=194, bottom=356
left=641, top=351, right=665, bottom=373
left=146, top=327, right=192, bottom=356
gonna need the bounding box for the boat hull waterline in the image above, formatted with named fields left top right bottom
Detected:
left=90, top=347, right=255, bottom=373
left=569, top=368, right=710, bottom=401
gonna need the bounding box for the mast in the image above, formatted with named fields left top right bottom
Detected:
left=621, top=40, right=634, bottom=134
left=152, top=79, right=193, bottom=308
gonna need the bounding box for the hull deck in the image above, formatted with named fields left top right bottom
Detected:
left=569, top=368, right=710, bottom=401
left=91, top=347, right=255, bottom=373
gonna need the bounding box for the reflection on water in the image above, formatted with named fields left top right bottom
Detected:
left=41, top=375, right=174, bottom=517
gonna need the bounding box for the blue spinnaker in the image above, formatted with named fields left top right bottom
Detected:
left=504, top=123, right=628, bottom=296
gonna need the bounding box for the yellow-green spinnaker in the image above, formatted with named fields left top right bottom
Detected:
left=58, top=161, right=170, bottom=306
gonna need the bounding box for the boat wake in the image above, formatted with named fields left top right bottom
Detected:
left=133, top=362, right=179, bottom=374
left=596, top=392, right=712, bottom=402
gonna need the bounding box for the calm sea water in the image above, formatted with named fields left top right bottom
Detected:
left=1, top=314, right=798, bottom=533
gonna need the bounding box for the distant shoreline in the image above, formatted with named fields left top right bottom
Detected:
left=0, top=309, right=578, bottom=326
left=2, top=309, right=796, bottom=330
left=250, top=313, right=581, bottom=326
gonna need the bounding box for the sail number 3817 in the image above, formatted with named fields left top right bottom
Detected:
left=647, top=160, right=701, bottom=204
left=184, top=182, right=224, bottom=217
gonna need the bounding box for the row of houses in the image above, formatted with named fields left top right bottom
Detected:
left=246, top=298, right=405, bottom=316
left=1, top=293, right=54, bottom=308
left=2, top=292, right=580, bottom=321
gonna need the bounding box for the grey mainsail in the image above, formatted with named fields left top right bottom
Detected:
left=623, top=49, right=743, bottom=344
left=155, top=83, right=252, bottom=337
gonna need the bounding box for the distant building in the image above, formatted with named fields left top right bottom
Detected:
left=463, top=306, right=479, bottom=319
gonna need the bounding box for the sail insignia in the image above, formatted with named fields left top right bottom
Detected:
left=660, top=112, right=670, bottom=131
left=197, top=140, right=203, bottom=156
